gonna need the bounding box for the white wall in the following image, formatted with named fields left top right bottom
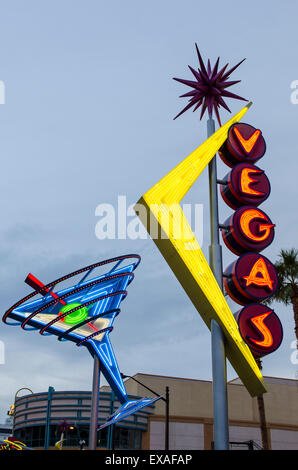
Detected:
left=150, top=421, right=298, bottom=450
left=150, top=421, right=204, bottom=450
left=270, top=429, right=298, bottom=450
left=229, top=425, right=262, bottom=449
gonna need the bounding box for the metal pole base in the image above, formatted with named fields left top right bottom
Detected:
left=211, top=319, right=229, bottom=449
left=89, top=356, right=100, bottom=450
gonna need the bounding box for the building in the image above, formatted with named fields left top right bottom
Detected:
left=122, top=373, right=298, bottom=450
left=0, top=417, right=12, bottom=441
left=12, top=374, right=298, bottom=450
left=13, top=388, right=154, bottom=449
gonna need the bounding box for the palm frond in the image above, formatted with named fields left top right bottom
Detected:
left=266, top=248, right=298, bottom=305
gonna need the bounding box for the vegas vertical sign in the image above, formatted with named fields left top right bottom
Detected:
left=219, top=123, right=283, bottom=358
left=134, top=103, right=267, bottom=397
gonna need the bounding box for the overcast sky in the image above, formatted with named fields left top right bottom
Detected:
left=0, top=0, right=297, bottom=422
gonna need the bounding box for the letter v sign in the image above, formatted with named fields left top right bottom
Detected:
left=233, top=126, right=262, bottom=154
left=135, top=102, right=267, bottom=397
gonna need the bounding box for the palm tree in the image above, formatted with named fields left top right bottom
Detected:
left=266, top=248, right=298, bottom=344
left=255, top=358, right=270, bottom=450
left=255, top=248, right=298, bottom=450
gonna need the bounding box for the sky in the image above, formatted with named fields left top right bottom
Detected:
left=0, top=0, right=297, bottom=422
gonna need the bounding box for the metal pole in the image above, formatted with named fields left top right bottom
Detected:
left=12, top=387, right=33, bottom=437
left=107, top=390, right=115, bottom=450
left=207, top=115, right=229, bottom=450
left=121, top=374, right=169, bottom=450
left=89, top=356, right=100, bottom=450
left=111, top=391, right=115, bottom=450
left=165, top=386, right=169, bottom=451
left=12, top=395, right=17, bottom=438
left=44, top=386, right=54, bottom=450
left=255, top=358, right=270, bottom=449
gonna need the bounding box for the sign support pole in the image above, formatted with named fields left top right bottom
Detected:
left=107, top=390, right=115, bottom=449
left=44, top=386, right=54, bottom=449
left=207, top=114, right=229, bottom=450
left=89, top=355, right=100, bottom=450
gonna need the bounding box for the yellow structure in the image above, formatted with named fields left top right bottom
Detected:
left=134, top=103, right=266, bottom=397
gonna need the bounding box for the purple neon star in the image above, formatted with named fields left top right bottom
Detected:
left=173, top=44, right=247, bottom=125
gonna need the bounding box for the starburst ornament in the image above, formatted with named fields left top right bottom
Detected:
left=173, top=44, right=247, bottom=125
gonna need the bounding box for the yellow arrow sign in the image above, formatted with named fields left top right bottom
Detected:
left=134, top=102, right=266, bottom=397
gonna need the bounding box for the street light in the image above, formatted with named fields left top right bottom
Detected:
left=121, top=373, right=169, bottom=450
left=12, top=387, right=34, bottom=436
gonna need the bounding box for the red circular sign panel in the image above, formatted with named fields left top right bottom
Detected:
left=220, top=163, right=271, bottom=210
left=235, top=303, right=283, bottom=358
left=222, top=206, right=275, bottom=255
left=219, top=122, right=266, bottom=168
left=224, top=253, right=279, bottom=306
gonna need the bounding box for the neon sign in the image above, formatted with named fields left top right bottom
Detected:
left=233, top=127, right=262, bottom=154
left=219, top=122, right=266, bottom=167
left=59, top=303, right=89, bottom=325
left=224, top=253, right=279, bottom=305
left=0, top=439, right=27, bottom=451
left=221, top=122, right=282, bottom=358
left=135, top=103, right=266, bottom=397
left=2, top=255, right=161, bottom=428
left=240, top=167, right=266, bottom=196
left=236, top=304, right=283, bottom=357
left=220, top=163, right=270, bottom=209
left=222, top=206, right=275, bottom=255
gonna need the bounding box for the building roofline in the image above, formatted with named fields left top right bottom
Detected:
left=130, top=372, right=213, bottom=384
left=228, top=375, right=298, bottom=384
left=13, top=373, right=298, bottom=403
left=130, top=372, right=298, bottom=385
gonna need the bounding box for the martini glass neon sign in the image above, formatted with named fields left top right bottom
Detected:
left=3, top=255, right=162, bottom=428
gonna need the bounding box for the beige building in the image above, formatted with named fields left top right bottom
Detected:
left=12, top=373, right=298, bottom=450
left=120, top=373, right=298, bottom=450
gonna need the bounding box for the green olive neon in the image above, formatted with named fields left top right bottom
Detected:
left=59, top=303, right=88, bottom=325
